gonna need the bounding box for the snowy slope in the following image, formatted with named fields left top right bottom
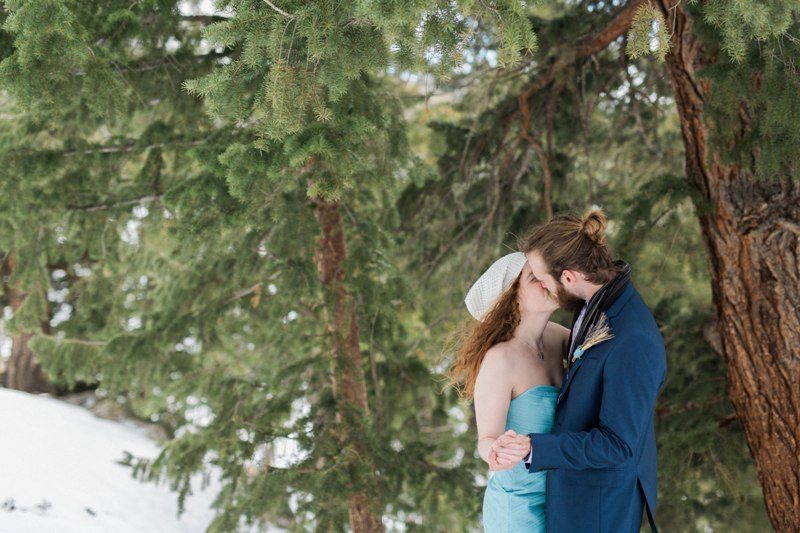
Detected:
left=0, top=387, right=223, bottom=533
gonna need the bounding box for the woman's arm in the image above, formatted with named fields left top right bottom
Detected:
left=473, top=347, right=514, bottom=469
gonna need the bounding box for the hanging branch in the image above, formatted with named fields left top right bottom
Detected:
left=517, top=0, right=646, bottom=128
left=180, top=15, right=230, bottom=24
left=66, top=194, right=163, bottom=212
left=463, top=0, right=647, bottom=186
left=123, top=50, right=231, bottom=73
left=263, top=0, right=296, bottom=20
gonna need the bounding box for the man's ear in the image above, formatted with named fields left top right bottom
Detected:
left=561, top=269, right=575, bottom=284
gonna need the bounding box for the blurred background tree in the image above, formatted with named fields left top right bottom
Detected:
left=0, top=0, right=534, bottom=531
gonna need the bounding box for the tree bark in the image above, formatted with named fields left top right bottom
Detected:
left=311, top=196, right=384, bottom=533
left=1, top=254, right=58, bottom=394
left=657, top=2, right=800, bottom=530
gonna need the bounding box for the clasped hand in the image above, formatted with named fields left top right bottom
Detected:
left=488, top=430, right=531, bottom=471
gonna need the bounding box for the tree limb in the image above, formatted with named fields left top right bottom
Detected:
left=180, top=15, right=230, bottom=24
left=263, top=0, right=296, bottom=19
left=59, top=138, right=208, bottom=157
left=519, top=0, right=646, bottom=104
left=122, top=50, right=231, bottom=73
left=460, top=0, right=648, bottom=194
left=66, top=194, right=162, bottom=212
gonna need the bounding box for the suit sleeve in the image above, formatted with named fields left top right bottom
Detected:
left=526, top=335, right=665, bottom=472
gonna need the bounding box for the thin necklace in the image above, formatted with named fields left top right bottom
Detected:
left=520, top=337, right=545, bottom=361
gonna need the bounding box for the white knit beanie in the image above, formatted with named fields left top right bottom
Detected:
left=464, top=252, right=527, bottom=321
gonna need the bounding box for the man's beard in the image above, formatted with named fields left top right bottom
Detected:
left=555, top=282, right=585, bottom=312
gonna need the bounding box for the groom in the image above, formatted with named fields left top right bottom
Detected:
left=492, top=210, right=666, bottom=532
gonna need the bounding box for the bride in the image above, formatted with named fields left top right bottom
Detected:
left=448, top=252, right=568, bottom=532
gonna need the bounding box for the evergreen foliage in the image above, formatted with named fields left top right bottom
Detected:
left=1, top=0, right=794, bottom=530
left=0, top=1, right=535, bottom=530
left=629, top=0, right=800, bottom=182
left=627, top=3, right=669, bottom=63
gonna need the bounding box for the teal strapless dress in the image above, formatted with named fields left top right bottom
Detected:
left=482, top=385, right=559, bottom=533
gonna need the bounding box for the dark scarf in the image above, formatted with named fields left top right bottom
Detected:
left=566, top=260, right=632, bottom=369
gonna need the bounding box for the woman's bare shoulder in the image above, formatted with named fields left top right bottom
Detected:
left=481, top=342, right=513, bottom=368
left=475, top=343, right=514, bottom=393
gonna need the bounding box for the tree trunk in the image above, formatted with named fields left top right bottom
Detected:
left=658, top=2, right=800, bottom=530
left=4, top=329, right=58, bottom=394
left=1, top=254, right=58, bottom=394
left=312, top=197, right=384, bottom=533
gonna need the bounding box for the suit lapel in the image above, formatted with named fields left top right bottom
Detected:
left=556, top=282, right=636, bottom=407
left=557, top=355, right=587, bottom=405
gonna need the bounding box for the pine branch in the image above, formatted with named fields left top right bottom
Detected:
left=66, top=195, right=163, bottom=212
left=223, top=282, right=264, bottom=305
left=55, top=138, right=207, bottom=157
left=122, top=50, right=231, bottom=73
left=461, top=0, right=647, bottom=186
left=180, top=15, right=231, bottom=24
left=35, top=332, right=107, bottom=347
left=655, top=395, right=740, bottom=428
left=655, top=396, right=723, bottom=417
left=263, top=0, right=296, bottom=20
left=519, top=0, right=647, bottom=104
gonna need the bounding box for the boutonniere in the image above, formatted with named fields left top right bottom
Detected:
left=571, top=312, right=614, bottom=363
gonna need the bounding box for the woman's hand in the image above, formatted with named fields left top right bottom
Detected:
left=492, top=429, right=532, bottom=465
left=488, top=447, right=516, bottom=471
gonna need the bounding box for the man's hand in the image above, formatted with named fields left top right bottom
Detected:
left=491, top=429, right=531, bottom=465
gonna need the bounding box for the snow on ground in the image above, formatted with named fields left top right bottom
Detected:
left=0, top=387, right=225, bottom=533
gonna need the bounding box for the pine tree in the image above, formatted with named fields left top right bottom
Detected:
left=641, top=3, right=800, bottom=530
left=0, top=1, right=535, bottom=530
left=4, top=1, right=794, bottom=530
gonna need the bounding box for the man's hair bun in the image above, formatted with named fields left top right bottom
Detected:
left=581, top=209, right=607, bottom=245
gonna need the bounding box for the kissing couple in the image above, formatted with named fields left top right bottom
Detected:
left=449, top=209, right=666, bottom=532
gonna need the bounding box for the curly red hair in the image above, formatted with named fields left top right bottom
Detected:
left=447, top=276, right=521, bottom=399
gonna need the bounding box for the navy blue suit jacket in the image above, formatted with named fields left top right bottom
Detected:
left=527, top=281, right=666, bottom=532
